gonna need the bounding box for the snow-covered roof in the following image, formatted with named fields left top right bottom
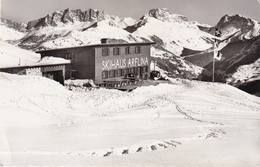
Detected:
left=0, top=42, right=70, bottom=69
left=0, top=57, right=70, bottom=69
left=0, top=41, right=40, bottom=68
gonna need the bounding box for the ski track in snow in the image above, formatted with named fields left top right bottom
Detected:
left=0, top=139, right=181, bottom=158
left=1, top=73, right=260, bottom=165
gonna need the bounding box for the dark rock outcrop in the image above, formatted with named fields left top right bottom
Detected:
left=1, top=18, right=27, bottom=32
left=26, top=8, right=105, bottom=29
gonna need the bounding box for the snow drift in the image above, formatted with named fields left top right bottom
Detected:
left=0, top=72, right=259, bottom=166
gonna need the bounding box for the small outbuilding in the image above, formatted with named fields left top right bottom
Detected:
left=0, top=57, right=70, bottom=85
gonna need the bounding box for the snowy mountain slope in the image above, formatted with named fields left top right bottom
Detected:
left=17, top=8, right=138, bottom=50
left=35, top=20, right=140, bottom=50
left=227, top=58, right=260, bottom=85
left=216, top=14, right=260, bottom=41
left=130, top=8, right=214, bottom=56
left=17, top=8, right=215, bottom=54
left=26, top=8, right=137, bottom=30
left=105, top=15, right=136, bottom=29
left=0, top=19, right=26, bottom=41
left=196, top=35, right=260, bottom=83
left=182, top=15, right=260, bottom=93
left=0, top=72, right=260, bottom=165
left=0, top=41, right=40, bottom=68
left=182, top=14, right=260, bottom=57
left=150, top=47, right=203, bottom=79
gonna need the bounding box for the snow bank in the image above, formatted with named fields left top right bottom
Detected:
left=0, top=72, right=71, bottom=127
left=0, top=41, right=40, bottom=68
left=1, top=72, right=260, bottom=166
left=1, top=71, right=259, bottom=126
left=65, top=79, right=96, bottom=88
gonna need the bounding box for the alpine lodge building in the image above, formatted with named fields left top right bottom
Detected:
left=36, top=39, right=155, bottom=86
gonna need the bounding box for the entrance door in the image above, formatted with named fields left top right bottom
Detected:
left=43, top=70, right=64, bottom=85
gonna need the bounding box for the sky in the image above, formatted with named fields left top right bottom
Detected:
left=1, top=0, right=260, bottom=25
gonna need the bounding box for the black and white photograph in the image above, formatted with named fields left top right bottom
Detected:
left=0, top=0, right=260, bottom=166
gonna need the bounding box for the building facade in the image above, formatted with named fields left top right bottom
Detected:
left=37, top=42, right=155, bottom=84
left=0, top=63, right=68, bottom=85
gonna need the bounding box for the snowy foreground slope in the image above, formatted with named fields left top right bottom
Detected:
left=0, top=73, right=260, bottom=166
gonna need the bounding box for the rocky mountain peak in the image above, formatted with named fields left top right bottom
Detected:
left=146, top=8, right=190, bottom=23
left=216, top=14, right=260, bottom=40
left=1, top=18, right=27, bottom=32
left=218, top=14, right=255, bottom=29
left=26, top=8, right=105, bottom=30
left=148, top=8, right=170, bottom=19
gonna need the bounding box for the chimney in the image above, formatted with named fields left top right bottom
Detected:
left=101, top=38, right=109, bottom=44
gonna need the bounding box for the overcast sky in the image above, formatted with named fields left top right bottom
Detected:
left=1, top=0, right=260, bottom=25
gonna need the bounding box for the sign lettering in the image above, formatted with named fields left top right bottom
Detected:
left=102, top=57, right=149, bottom=70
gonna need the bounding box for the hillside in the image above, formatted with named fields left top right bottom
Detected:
left=130, top=8, right=214, bottom=56
left=14, top=8, right=139, bottom=50
left=0, top=72, right=259, bottom=165
left=0, top=19, right=26, bottom=41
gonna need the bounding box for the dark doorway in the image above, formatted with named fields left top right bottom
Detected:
left=43, top=70, right=64, bottom=85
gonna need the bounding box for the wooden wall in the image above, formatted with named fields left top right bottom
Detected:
left=40, top=47, right=95, bottom=80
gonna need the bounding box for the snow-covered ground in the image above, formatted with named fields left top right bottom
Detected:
left=0, top=22, right=25, bottom=41
left=133, top=9, right=214, bottom=56
left=35, top=20, right=140, bottom=49
left=0, top=41, right=40, bottom=68
left=0, top=72, right=259, bottom=166
left=227, top=58, right=260, bottom=85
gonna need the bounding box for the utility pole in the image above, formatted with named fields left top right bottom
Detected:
left=212, top=28, right=215, bottom=83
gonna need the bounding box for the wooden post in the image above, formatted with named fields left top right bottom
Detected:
left=212, top=27, right=215, bottom=82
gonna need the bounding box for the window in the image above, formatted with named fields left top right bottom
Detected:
left=114, top=70, right=120, bottom=77
left=140, top=66, right=144, bottom=74
left=142, top=66, right=148, bottom=73
left=120, top=69, right=124, bottom=76
left=144, top=66, right=148, bottom=72
left=135, top=46, right=141, bottom=53
left=113, top=48, right=120, bottom=55
left=135, top=67, right=141, bottom=74
left=130, top=68, right=135, bottom=74
left=102, top=71, right=108, bottom=79
left=109, top=70, right=115, bottom=78
left=122, top=69, right=128, bottom=76
left=102, top=48, right=109, bottom=56
left=70, top=70, right=78, bottom=79
left=65, top=53, right=75, bottom=61
left=125, top=47, right=130, bottom=54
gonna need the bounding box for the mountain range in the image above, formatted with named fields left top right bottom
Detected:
left=1, top=8, right=259, bottom=95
